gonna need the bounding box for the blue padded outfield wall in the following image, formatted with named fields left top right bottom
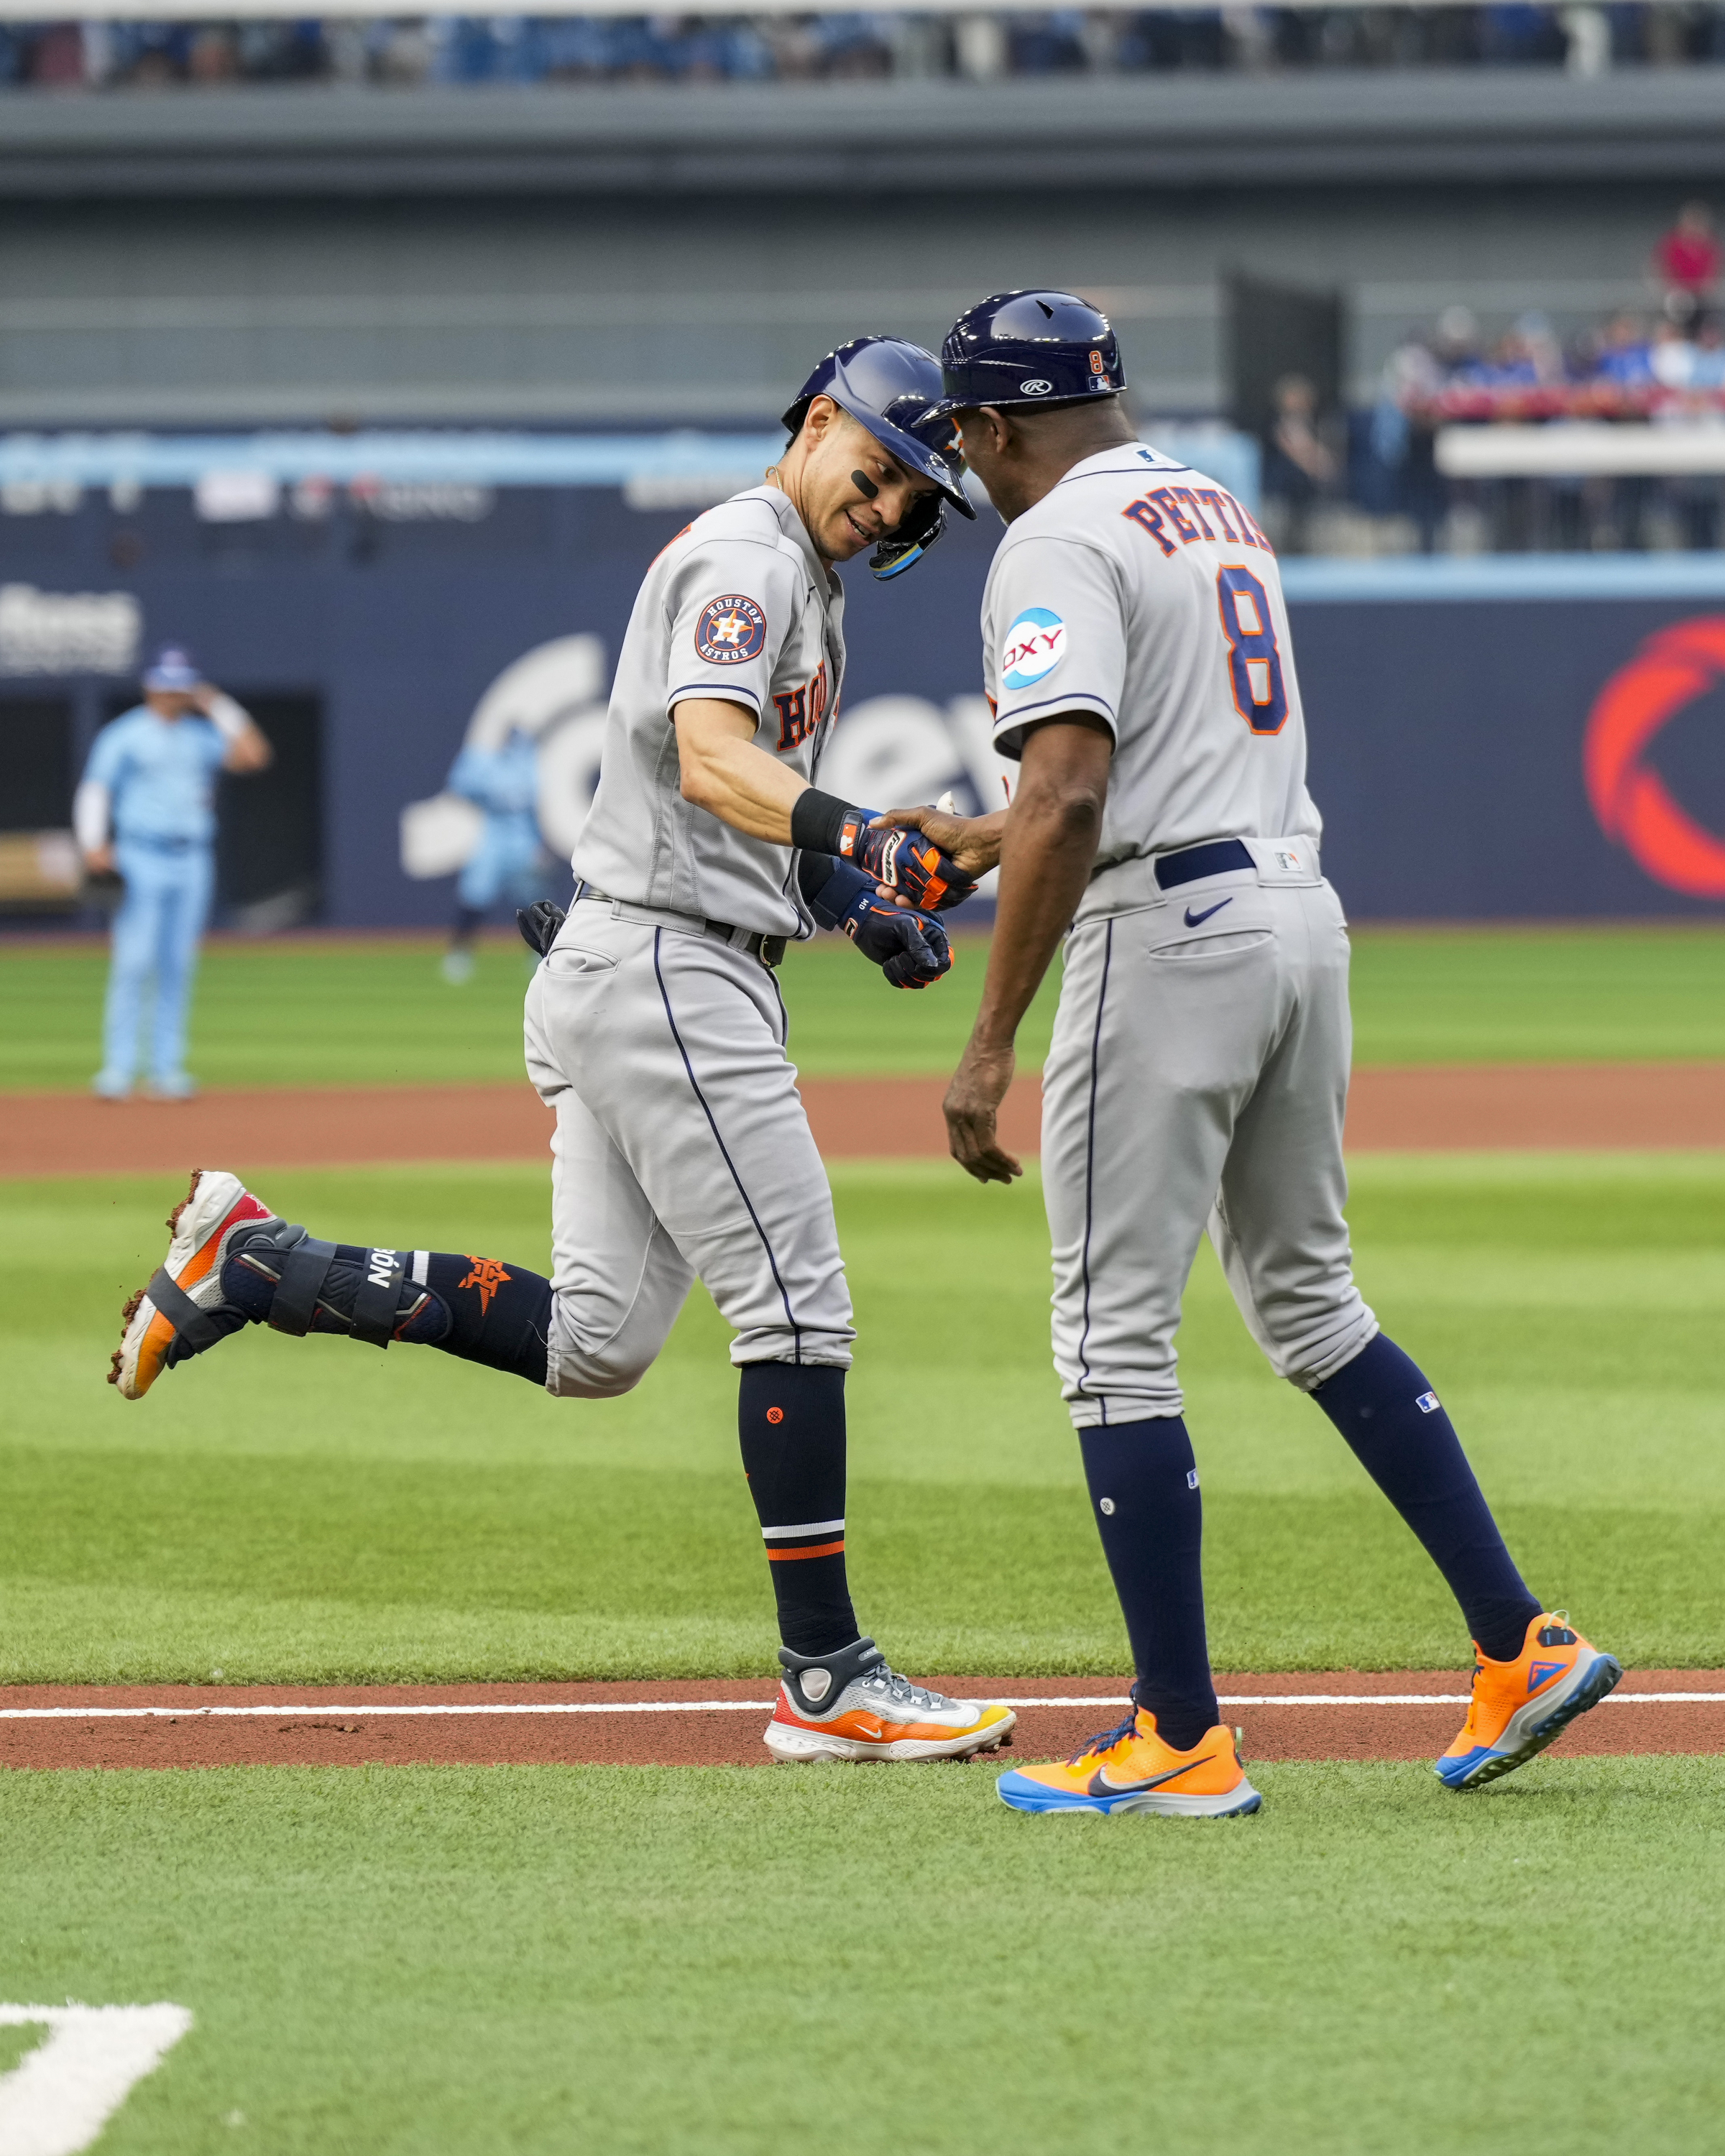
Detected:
left=4, top=452, right=1725, bottom=925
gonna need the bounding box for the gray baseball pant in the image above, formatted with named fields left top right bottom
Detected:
left=1041, top=845, right=1377, bottom=1427
left=522, top=900, right=855, bottom=1397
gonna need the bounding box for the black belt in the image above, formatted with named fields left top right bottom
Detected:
left=1153, top=838, right=1256, bottom=890
left=574, top=883, right=785, bottom=969
left=119, top=833, right=202, bottom=854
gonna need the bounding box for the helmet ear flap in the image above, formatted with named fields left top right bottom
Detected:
left=870, top=492, right=947, bottom=581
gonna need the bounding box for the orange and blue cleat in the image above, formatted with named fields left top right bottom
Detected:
left=995, top=1705, right=1261, bottom=1818
left=109, top=1170, right=277, bottom=1400
left=1435, top=1612, right=1622, bottom=1789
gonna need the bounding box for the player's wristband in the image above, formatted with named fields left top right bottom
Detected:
left=203, top=692, right=249, bottom=745
left=791, top=787, right=879, bottom=862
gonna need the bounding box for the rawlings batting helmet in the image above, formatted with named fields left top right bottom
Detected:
left=783, top=334, right=975, bottom=579
left=934, top=290, right=1126, bottom=415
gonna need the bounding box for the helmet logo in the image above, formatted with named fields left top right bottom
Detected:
left=1090, top=349, right=1105, bottom=375
left=1019, top=378, right=1052, bottom=396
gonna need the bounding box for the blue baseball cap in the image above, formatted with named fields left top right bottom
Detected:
left=143, top=645, right=201, bottom=693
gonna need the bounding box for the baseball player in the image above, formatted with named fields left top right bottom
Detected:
left=75, top=646, right=273, bottom=1100
left=441, top=725, right=548, bottom=984
left=883, top=291, right=1621, bottom=1815
left=108, top=338, right=1016, bottom=1766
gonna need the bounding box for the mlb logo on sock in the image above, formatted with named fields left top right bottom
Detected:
left=1416, top=1391, right=1440, bottom=1414
left=1187, top=1469, right=1199, bottom=1488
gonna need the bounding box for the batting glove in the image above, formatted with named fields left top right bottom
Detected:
left=836, top=810, right=978, bottom=913
left=810, top=860, right=953, bottom=990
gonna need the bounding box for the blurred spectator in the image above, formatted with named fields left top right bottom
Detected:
left=1261, top=373, right=1339, bottom=553
left=10, top=4, right=1725, bottom=91
left=1592, top=311, right=1655, bottom=390
left=1655, top=201, right=1721, bottom=303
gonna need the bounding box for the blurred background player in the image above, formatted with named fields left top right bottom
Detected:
left=441, top=723, right=548, bottom=984
left=73, top=645, right=272, bottom=1100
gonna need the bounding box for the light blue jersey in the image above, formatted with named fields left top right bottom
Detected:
left=84, top=705, right=226, bottom=847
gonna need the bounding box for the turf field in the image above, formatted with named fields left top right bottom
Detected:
left=4, top=1759, right=1722, bottom=2155
left=4, top=1152, right=1721, bottom=1682
left=4, top=926, right=1722, bottom=2155
left=7, top=922, right=1725, bottom=1089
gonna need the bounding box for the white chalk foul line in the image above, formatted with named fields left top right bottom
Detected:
left=0, top=1692, right=1719, bottom=1720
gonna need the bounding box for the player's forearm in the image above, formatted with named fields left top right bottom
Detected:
left=73, top=780, right=111, bottom=857
left=675, top=697, right=805, bottom=844
left=204, top=690, right=272, bottom=773
left=969, top=788, right=1102, bottom=1051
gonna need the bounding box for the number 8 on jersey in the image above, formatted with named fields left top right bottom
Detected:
left=1216, top=565, right=1289, bottom=736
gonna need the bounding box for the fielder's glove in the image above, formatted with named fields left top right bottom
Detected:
left=805, top=857, right=952, bottom=990
left=516, top=900, right=566, bottom=958
left=835, top=811, right=978, bottom=913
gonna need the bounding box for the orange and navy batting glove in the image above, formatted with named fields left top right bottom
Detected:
left=801, top=856, right=953, bottom=990
left=836, top=810, right=978, bottom=913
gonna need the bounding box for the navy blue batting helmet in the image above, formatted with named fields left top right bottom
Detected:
left=934, top=290, right=1126, bottom=415
left=783, top=334, right=975, bottom=579
left=783, top=336, right=975, bottom=517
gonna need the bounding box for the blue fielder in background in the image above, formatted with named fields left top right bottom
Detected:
left=74, top=645, right=273, bottom=1098
left=442, top=726, right=548, bottom=982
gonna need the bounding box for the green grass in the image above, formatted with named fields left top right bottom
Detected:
left=2, top=1759, right=1721, bottom=2154
left=6, top=923, right=1725, bottom=1090
left=3, top=1151, right=1721, bottom=1681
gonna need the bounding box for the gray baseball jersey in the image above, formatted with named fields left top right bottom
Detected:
left=574, top=484, right=845, bottom=939
left=983, top=444, right=1320, bottom=865
left=527, top=481, right=856, bottom=1391
left=986, top=441, right=1374, bottom=1427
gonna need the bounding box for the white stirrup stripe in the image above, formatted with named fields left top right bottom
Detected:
left=760, top=1519, right=845, bottom=1540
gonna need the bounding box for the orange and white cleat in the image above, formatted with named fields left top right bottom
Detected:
left=1435, top=1612, right=1622, bottom=1789
left=765, top=1639, right=1015, bottom=1763
left=109, top=1169, right=276, bottom=1400
left=995, top=1705, right=1261, bottom=1818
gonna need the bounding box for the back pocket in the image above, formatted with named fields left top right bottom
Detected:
left=1149, top=928, right=1273, bottom=962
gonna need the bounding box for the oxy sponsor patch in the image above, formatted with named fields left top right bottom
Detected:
left=694, top=594, right=768, bottom=665
left=1001, top=606, right=1067, bottom=691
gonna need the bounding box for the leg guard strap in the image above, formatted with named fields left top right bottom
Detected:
left=146, top=1266, right=227, bottom=1353
left=267, top=1232, right=338, bottom=1337
left=351, top=1250, right=408, bottom=1348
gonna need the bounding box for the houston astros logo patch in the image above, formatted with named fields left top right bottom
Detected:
left=1002, top=606, right=1067, bottom=690
left=695, top=594, right=767, bottom=665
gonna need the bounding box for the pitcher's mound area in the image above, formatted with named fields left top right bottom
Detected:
left=4, top=1672, right=1720, bottom=1771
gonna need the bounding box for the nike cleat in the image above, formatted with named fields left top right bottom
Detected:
left=1435, top=1612, right=1622, bottom=1789
left=995, top=1706, right=1262, bottom=1818
left=109, top=1169, right=276, bottom=1399
left=764, top=1639, right=1016, bottom=1763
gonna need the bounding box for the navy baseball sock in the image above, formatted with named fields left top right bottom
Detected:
left=1078, top=1416, right=1218, bottom=1752
left=1312, top=1332, right=1540, bottom=1662
left=216, top=1241, right=551, bottom=1386
left=738, top=1363, right=860, bottom=1659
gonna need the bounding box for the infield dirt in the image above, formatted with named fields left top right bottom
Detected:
left=6, top=1061, right=1725, bottom=1176
left=4, top=1672, right=1719, bottom=1771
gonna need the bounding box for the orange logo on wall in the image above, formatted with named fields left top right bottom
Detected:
left=1585, top=617, right=1725, bottom=898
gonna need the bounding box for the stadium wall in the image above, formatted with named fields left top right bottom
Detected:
left=4, top=496, right=1725, bottom=925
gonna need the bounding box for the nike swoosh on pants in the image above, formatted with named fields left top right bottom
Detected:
left=1184, top=898, right=1233, bottom=928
